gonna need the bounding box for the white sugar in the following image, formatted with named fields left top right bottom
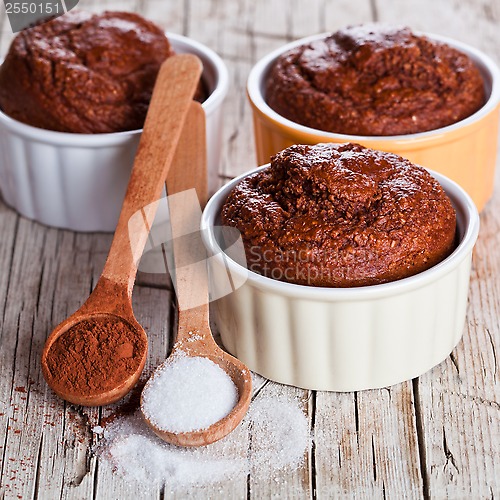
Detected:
left=95, top=393, right=310, bottom=492
left=141, top=355, right=239, bottom=433
left=247, top=396, right=309, bottom=472
left=97, top=412, right=245, bottom=488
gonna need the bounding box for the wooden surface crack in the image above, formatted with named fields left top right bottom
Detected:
left=371, top=435, right=377, bottom=483
left=485, top=328, right=498, bottom=381
left=441, top=390, right=500, bottom=410
left=32, top=434, right=44, bottom=500
left=354, top=392, right=360, bottom=447
left=442, top=428, right=459, bottom=475
left=0, top=420, right=10, bottom=487
left=309, top=391, right=317, bottom=500
left=449, top=352, right=461, bottom=378
left=92, top=460, right=99, bottom=500
left=412, top=378, right=430, bottom=500
left=1, top=216, right=20, bottom=329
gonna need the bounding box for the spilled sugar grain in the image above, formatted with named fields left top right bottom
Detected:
left=95, top=394, right=310, bottom=490
left=246, top=397, right=308, bottom=471
left=141, top=356, right=238, bottom=433
left=96, top=412, right=244, bottom=487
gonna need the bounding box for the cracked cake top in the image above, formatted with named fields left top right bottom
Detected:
left=221, top=143, right=456, bottom=287
left=0, top=10, right=177, bottom=133
left=266, top=24, right=485, bottom=136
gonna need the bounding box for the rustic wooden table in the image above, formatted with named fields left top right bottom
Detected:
left=1, top=0, right=499, bottom=498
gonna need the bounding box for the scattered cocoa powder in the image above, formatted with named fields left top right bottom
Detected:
left=44, top=317, right=146, bottom=397
left=100, top=379, right=146, bottom=426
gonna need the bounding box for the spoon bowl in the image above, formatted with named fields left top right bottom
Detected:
left=41, top=55, right=203, bottom=406
left=41, top=279, right=148, bottom=406
left=142, top=338, right=252, bottom=447
left=42, top=317, right=147, bottom=406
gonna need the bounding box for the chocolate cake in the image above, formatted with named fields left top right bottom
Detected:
left=221, top=143, right=456, bottom=287
left=0, top=10, right=199, bottom=133
left=266, top=24, right=485, bottom=135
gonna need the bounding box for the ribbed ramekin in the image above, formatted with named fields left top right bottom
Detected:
left=247, top=32, right=500, bottom=212
left=201, top=166, right=480, bottom=392
left=0, top=33, right=228, bottom=232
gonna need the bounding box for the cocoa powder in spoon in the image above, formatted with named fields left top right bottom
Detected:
left=44, top=318, right=146, bottom=397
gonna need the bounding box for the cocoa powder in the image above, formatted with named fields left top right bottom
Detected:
left=44, top=317, right=146, bottom=397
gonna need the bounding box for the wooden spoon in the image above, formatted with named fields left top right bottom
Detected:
left=41, top=55, right=203, bottom=407
left=141, top=101, right=252, bottom=447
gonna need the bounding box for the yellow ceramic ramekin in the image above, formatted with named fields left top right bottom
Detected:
left=247, top=32, right=500, bottom=211
left=201, top=166, right=479, bottom=392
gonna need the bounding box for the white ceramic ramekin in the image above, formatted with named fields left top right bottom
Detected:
left=0, top=33, right=228, bottom=232
left=201, top=166, right=480, bottom=392
left=247, top=32, right=500, bottom=211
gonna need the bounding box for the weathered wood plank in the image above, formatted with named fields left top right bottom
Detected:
left=0, top=200, right=18, bottom=325
left=0, top=200, right=19, bottom=498
left=321, top=0, right=373, bottom=32
left=218, top=58, right=257, bottom=179
left=412, top=182, right=500, bottom=498
left=138, top=0, right=186, bottom=35
left=374, top=1, right=500, bottom=497
left=314, top=385, right=423, bottom=499
left=0, top=218, right=65, bottom=500
left=248, top=382, right=312, bottom=499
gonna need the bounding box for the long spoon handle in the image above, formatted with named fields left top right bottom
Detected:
left=165, top=102, right=214, bottom=348
left=101, top=55, right=202, bottom=295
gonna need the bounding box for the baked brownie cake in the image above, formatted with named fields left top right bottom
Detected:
left=0, top=10, right=204, bottom=133
left=266, top=24, right=485, bottom=136
left=221, top=143, right=456, bottom=287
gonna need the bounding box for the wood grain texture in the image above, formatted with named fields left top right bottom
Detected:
left=102, top=54, right=202, bottom=290
left=374, top=2, right=500, bottom=497
left=0, top=0, right=499, bottom=498
left=314, top=385, right=424, bottom=499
